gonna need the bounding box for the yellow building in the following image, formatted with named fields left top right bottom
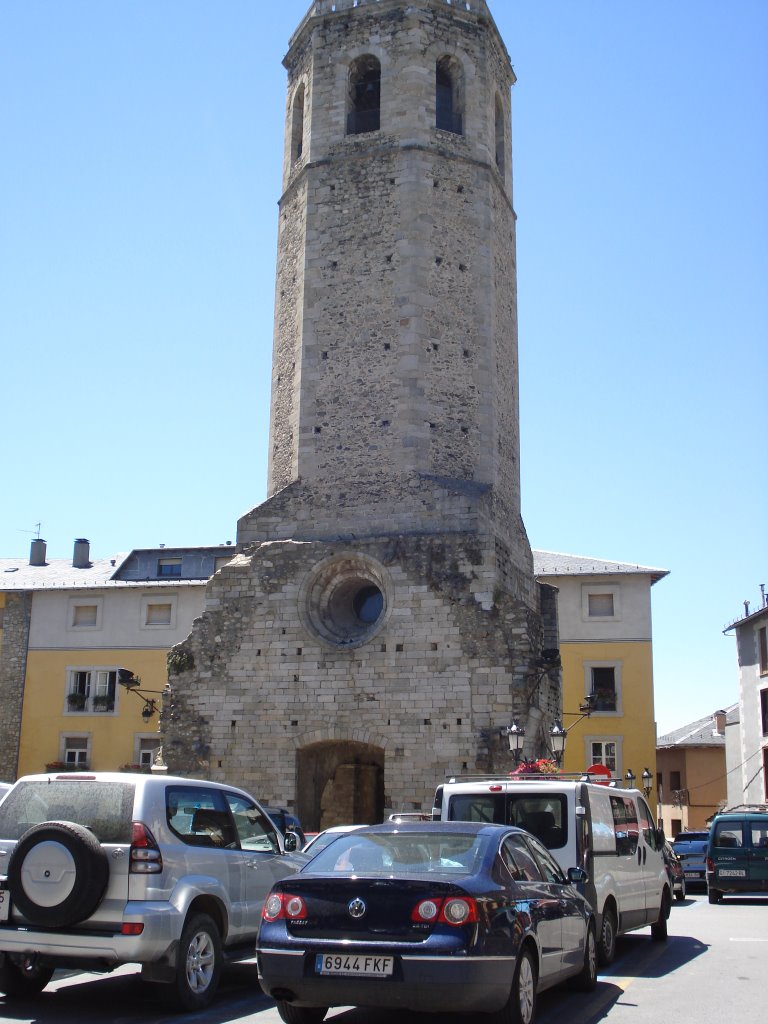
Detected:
left=1, top=539, right=234, bottom=779
left=534, top=551, right=668, bottom=808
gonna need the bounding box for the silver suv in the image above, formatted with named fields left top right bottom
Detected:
left=0, top=772, right=306, bottom=1009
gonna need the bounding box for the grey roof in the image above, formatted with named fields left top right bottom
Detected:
left=0, top=548, right=219, bottom=591
left=657, top=704, right=738, bottom=748
left=533, top=549, right=669, bottom=584
left=723, top=602, right=768, bottom=634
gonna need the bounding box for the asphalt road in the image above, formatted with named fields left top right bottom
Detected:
left=1, top=893, right=766, bottom=1024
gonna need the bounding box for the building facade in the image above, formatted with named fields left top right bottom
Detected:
left=724, top=592, right=768, bottom=805
left=534, top=551, right=667, bottom=805
left=0, top=539, right=231, bottom=780
left=163, top=0, right=560, bottom=829
left=656, top=707, right=735, bottom=834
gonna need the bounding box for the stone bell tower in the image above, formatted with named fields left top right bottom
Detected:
left=163, top=0, right=560, bottom=828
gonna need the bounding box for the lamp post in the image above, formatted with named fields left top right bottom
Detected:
left=548, top=720, right=567, bottom=766
left=642, top=768, right=654, bottom=797
left=500, top=718, right=525, bottom=763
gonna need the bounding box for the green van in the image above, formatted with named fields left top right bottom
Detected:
left=706, top=806, right=768, bottom=903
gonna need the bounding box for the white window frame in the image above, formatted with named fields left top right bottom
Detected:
left=583, top=659, right=623, bottom=715
left=584, top=734, right=623, bottom=776
left=581, top=583, right=621, bottom=622
left=65, top=666, right=119, bottom=715
left=140, top=594, right=177, bottom=630
left=135, top=734, right=160, bottom=770
left=67, top=597, right=102, bottom=631
left=61, top=734, right=91, bottom=768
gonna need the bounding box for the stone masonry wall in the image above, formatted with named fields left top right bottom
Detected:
left=163, top=533, right=559, bottom=814
left=0, top=594, right=31, bottom=780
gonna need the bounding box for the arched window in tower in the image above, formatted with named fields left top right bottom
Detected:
left=291, top=83, right=305, bottom=164
left=495, top=94, right=505, bottom=173
left=347, top=55, right=381, bottom=135
left=436, top=56, right=463, bottom=135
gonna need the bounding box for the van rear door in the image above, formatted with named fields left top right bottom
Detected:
left=747, top=819, right=768, bottom=887
left=711, top=819, right=748, bottom=887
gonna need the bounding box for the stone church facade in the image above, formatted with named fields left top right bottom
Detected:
left=162, top=0, right=561, bottom=829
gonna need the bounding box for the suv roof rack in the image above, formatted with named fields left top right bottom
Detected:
left=719, top=803, right=768, bottom=814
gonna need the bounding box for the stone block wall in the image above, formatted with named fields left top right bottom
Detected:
left=0, top=594, right=31, bottom=780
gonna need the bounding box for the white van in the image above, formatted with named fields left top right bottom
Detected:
left=433, top=777, right=670, bottom=964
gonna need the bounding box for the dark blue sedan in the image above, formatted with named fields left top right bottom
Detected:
left=257, top=821, right=597, bottom=1024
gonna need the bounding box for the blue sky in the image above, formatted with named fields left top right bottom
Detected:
left=2, top=1, right=766, bottom=736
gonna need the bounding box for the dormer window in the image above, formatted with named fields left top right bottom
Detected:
left=347, top=55, right=380, bottom=135
left=157, top=556, right=182, bottom=577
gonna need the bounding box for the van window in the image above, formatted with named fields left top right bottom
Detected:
left=447, top=792, right=567, bottom=849
left=712, top=821, right=743, bottom=848
left=750, top=823, right=768, bottom=848
left=638, top=798, right=660, bottom=850
left=610, top=795, right=639, bottom=856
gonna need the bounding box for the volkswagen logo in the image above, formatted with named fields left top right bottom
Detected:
left=348, top=897, right=366, bottom=919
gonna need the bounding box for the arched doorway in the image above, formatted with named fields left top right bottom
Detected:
left=296, top=741, right=384, bottom=832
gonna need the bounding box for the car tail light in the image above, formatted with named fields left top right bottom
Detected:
left=439, top=897, right=477, bottom=925
left=130, top=822, right=162, bottom=874
left=121, top=923, right=145, bottom=935
left=412, top=898, right=441, bottom=922
left=411, top=896, right=477, bottom=926
left=263, top=892, right=308, bottom=921
left=706, top=857, right=714, bottom=872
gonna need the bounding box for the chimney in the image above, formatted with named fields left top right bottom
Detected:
left=714, top=709, right=726, bottom=735
left=29, top=538, right=47, bottom=566
left=73, top=538, right=91, bottom=569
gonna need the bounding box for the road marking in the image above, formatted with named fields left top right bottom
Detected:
left=729, top=937, right=768, bottom=942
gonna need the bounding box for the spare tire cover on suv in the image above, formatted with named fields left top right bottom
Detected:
left=7, top=821, right=110, bottom=928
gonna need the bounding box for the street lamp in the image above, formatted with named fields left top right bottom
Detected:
left=117, top=669, right=163, bottom=722
left=625, top=769, right=636, bottom=786
left=500, top=718, right=525, bottom=763
left=548, top=720, right=567, bottom=766
left=642, top=768, right=654, bottom=797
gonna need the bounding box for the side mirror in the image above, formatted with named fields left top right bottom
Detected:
left=567, top=866, right=589, bottom=885
left=283, top=830, right=299, bottom=853
left=655, top=827, right=666, bottom=848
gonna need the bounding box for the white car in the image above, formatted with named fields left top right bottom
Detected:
left=303, top=824, right=365, bottom=856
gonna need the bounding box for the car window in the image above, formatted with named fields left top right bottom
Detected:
left=501, top=835, right=543, bottom=882
left=610, top=796, right=639, bottom=857
left=507, top=795, right=568, bottom=849
left=524, top=834, right=566, bottom=883
left=448, top=794, right=503, bottom=824
left=307, top=832, right=486, bottom=874
left=0, top=780, right=134, bottom=843
left=166, top=785, right=236, bottom=848
left=712, top=822, right=743, bottom=848
left=750, top=823, right=768, bottom=848
left=638, top=798, right=659, bottom=850
left=225, top=793, right=281, bottom=853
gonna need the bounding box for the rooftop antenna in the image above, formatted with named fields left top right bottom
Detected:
left=18, top=522, right=42, bottom=539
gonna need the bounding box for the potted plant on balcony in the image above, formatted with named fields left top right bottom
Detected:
left=44, top=760, right=67, bottom=772
left=66, top=692, right=87, bottom=711
left=92, top=694, right=114, bottom=712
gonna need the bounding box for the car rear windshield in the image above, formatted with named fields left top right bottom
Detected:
left=0, top=780, right=135, bottom=843
left=306, top=831, right=489, bottom=875
left=673, top=834, right=709, bottom=847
